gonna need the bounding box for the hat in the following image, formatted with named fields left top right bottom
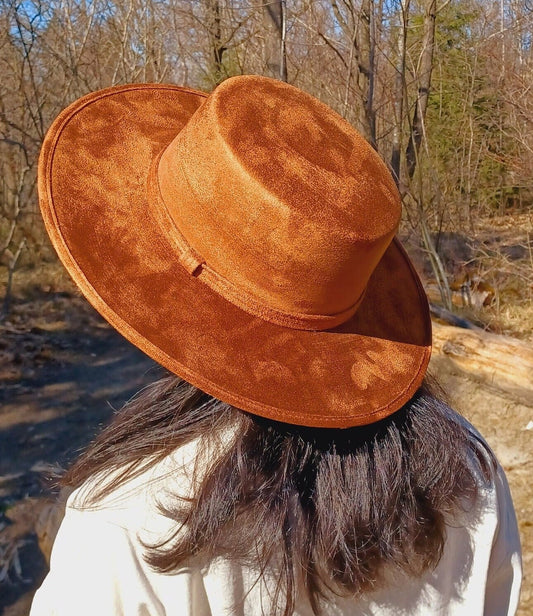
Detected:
left=38, top=75, right=431, bottom=428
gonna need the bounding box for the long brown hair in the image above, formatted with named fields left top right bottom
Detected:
left=63, top=375, right=492, bottom=616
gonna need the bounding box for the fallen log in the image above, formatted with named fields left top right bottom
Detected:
left=431, top=321, right=533, bottom=405
left=429, top=303, right=482, bottom=330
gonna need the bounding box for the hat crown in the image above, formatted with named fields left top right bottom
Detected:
left=155, top=75, right=401, bottom=329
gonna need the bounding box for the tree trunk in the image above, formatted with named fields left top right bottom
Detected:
left=405, top=0, right=436, bottom=180
left=356, top=0, right=376, bottom=147
left=390, top=0, right=410, bottom=184
left=262, top=0, right=287, bottom=82
left=207, top=0, right=226, bottom=85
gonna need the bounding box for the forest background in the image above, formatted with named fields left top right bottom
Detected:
left=1, top=0, right=532, bottom=325
left=0, top=0, right=532, bottom=614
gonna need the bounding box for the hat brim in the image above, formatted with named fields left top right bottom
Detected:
left=39, top=84, right=431, bottom=428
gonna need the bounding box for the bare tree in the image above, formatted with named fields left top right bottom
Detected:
left=0, top=140, right=28, bottom=318
left=405, top=0, right=438, bottom=181
left=207, top=0, right=227, bottom=84
left=390, top=0, right=410, bottom=184
left=331, top=0, right=377, bottom=146
left=262, top=0, right=288, bottom=81
left=0, top=0, right=531, bottom=318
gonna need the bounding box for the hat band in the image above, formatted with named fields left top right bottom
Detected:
left=146, top=153, right=365, bottom=331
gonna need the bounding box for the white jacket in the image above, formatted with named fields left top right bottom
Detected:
left=30, top=428, right=522, bottom=616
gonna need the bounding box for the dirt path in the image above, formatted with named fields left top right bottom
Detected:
left=0, top=290, right=531, bottom=615
left=0, top=291, right=157, bottom=614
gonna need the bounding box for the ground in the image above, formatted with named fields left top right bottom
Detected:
left=0, top=287, right=158, bottom=615
left=0, top=275, right=531, bottom=615
left=431, top=354, right=532, bottom=615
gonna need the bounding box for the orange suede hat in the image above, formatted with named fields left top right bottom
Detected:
left=38, top=75, right=431, bottom=428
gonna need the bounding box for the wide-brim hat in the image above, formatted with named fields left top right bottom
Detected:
left=39, top=75, right=431, bottom=428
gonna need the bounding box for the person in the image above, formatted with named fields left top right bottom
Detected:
left=30, top=75, right=521, bottom=616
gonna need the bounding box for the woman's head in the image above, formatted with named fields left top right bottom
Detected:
left=64, top=375, right=491, bottom=616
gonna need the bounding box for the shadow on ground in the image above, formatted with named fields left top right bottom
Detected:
left=0, top=292, right=158, bottom=614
